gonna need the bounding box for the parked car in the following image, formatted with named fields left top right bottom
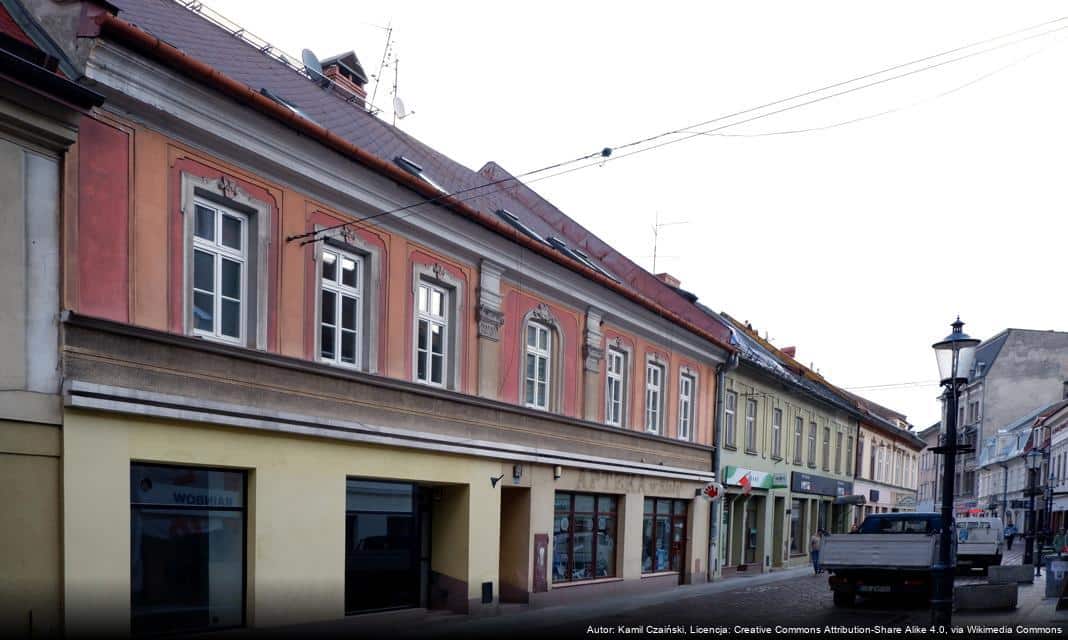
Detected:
left=821, top=512, right=953, bottom=607
left=955, top=516, right=1003, bottom=573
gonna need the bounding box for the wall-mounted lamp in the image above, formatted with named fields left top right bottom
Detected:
left=513, top=464, right=523, bottom=481
left=553, top=465, right=563, bottom=481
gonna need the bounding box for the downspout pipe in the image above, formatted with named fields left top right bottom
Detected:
left=710, top=350, right=739, bottom=581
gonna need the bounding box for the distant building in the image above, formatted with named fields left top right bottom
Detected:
left=916, top=423, right=942, bottom=513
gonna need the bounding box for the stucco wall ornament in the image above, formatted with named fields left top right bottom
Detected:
left=217, top=175, right=241, bottom=200
left=431, top=262, right=451, bottom=283
left=478, top=305, right=505, bottom=341
left=531, top=303, right=556, bottom=326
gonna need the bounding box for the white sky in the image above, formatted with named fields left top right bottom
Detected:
left=209, top=0, right=1068, bottom=428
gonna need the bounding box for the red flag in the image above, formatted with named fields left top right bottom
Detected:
left=740, top=473, right=752, bottom=495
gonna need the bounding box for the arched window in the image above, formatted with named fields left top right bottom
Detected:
left=520, top=304, right=563, bottom=412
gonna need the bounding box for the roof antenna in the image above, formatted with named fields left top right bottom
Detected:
left=369, top=20, right=393, bottom=112
left=651, top=211, right=688, bottom=273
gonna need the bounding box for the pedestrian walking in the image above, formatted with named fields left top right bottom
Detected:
left=1004, top=523, right=1017, bottom=550
left=810, top=529, right=825, bottom=575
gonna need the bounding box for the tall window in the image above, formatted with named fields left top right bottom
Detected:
left=745, top=398, right=758, bottom=452
left=677, top=373, right=695, bottom=441
left=645, top=362, right=665, bottom=434
left=846, top=436, right=854, bottom=476
left=834, top=431, right=843, bottom=474
left=415, top=282, right=447, bottom=386
left=771, top=408, right=783, bottom=458
left=870, top=445, right=877, bottom=481
left=808, top=422, right=817, bottom=467
left=642, top=498, right=688, bottom=573
left=553, top=493, right=617, bottom=583
left=524, top=322, right=552, bottom=409
left=605, top=348, right=625, bottom=426
left=822, top=426, right=831, bottom=471
left=725, top=391, right=737, bottom=447
left=894, top=450, right=903, bottom=486
left=192, top=202, right=246, bottom=343
left=793, top=416, right=803, bottom=464
left=319, top=248, right=362, bottom=367
left=131, top=464, right=246, bottom=635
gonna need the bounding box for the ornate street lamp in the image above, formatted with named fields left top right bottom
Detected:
left=1025, top=447, right=1044, bottom=576
left=930, top=318, right=979, bottom=628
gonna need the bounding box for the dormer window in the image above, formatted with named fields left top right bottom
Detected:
left=496, top=209, right=549, bottom=245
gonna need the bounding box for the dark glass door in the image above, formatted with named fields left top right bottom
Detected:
left=345, top=480, right=425, bottom=614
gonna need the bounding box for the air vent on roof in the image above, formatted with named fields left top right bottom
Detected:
left=259, top=88, right=316, bottom=124
left=394, top=156, right=447, bottom=195
left=496, top=209, right=549, bottom=245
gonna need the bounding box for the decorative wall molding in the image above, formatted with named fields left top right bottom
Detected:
left=477, top=305, right=505, bottom=341
left=584, top=307, right=605, bottom=373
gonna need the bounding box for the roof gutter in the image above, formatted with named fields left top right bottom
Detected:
left=92, top=12, right=736, bottom=355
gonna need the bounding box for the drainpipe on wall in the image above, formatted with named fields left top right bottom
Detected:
left=1002, top=462, right=1009, bottom=523
left=710, top=351, right=739, bottom=581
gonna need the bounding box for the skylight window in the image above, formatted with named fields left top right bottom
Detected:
left=547, top=237, right=620, bottom=282
left=259, top=88, right=316, bottom=124
left=394, top=156, right=448, bottom=195
left=496, top=209, right=549, bottom=245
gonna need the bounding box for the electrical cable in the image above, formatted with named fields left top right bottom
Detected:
left=289, top=16, right=1068, bottom=245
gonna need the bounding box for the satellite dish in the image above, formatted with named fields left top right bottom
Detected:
left=393, top=96, right=408, bottom=119
left=301, top=49, right=331, bottom=89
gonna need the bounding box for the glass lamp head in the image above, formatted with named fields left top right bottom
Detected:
left=933, top=318, right=980, bottom=384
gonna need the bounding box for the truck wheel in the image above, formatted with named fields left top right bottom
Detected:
left=833, top=591, right=855, bottom=607
left=993, top=554, right=1002, bottom=566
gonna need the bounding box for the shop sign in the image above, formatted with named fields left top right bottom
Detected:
left=869, top=489, right=880, bottom=503
left=1010, top=499, right=1029, bottom=509
left=700, top=481, right=724, bottom=501
left=790, top=471, right=852, bottom=497
left=896, top=494, right=917, bottom=508
left=723, top=466, right=788, bottom=489
left=131, top=478, right=242, bottom=508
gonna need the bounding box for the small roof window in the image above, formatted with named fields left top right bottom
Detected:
left=496, top=209, right=549, bottom=245
left=394, top=156, right=447, bottom=195
left=548, top=237, right=619, bottom=282
left=259, top=88, right=316, bottom=124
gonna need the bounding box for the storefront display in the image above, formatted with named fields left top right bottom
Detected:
left=642, top=498, right=688, bottom=573
left=553, top=493, right=618, bottom=583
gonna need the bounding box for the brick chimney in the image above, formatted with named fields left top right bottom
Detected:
left=321, top=51, right=368, bottom=109
left=655, top=272, right=680, bottom=288
left=782, top=346, right=796, bottom=358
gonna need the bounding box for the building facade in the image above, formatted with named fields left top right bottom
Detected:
left=948, top=329, right=1068, bottom=509
left=916, top=423, right=941, bottom=513
left=5, top=0, right=740, bottom=635
left=715, top=318, right=865, bottom=574
left=0, top=0, right=102, bottom=634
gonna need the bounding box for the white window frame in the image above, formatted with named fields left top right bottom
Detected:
left=771, top=408, right=782, bottom=458
left=415, top=281, right=449, bottom=387
left=725, top=390, right=737, bottom=446
left=524, top=321, right=552, bottom=410
left=605, top=347, right=626, bottom=427
left=645, top=361, right=665, bottom=434
left=793, top=416, right=803, bottom=464
left=191, top=200, right=247, bottom=345
left=808, top=421, right=817, bottom=467
left=677, top=372, right=695, bottom=441
left=745, top=398, right=757, bottom=452
left=318, top=247, right=363, bottom=369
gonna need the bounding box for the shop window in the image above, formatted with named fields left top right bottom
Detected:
left=524, top=322, right=552, bottom=409
left=642, top=498, right=688, bottom=573
left=319, top=247, right=363, bottom=368
left=793, top=416, right=803, bottom=465
left=724, top=391, right=737, bottom=447
left=192, top=201, right=247, bottom=344
left=553, top=492, right=617, bottom=583
left=745, top=398, right=757, bottom=453
left=130, top=464, right=246, bottom=635
left=344, top=479, right=426, bottom=613
left=645, top=361, right=665, bottom=434
left=414, top=281, right=448, bottom=386
left=771, top=408, right=782, bottom=458
left=677, top=372, right=695, bottom=441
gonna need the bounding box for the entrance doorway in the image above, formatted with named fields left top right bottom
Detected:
left=499, top=487, right=531, bottom=603
left=344, top=479, right=431, bottom=614
left=744, top=500, right=758, bottom=565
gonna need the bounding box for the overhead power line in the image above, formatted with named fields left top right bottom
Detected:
left=843, top=380, right=941, bottom=391
left=288, top=15, right=1068, bottom=245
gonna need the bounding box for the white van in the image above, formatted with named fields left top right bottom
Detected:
left=956, top=516, right=1004, bottom=572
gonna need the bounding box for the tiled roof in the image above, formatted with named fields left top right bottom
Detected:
left=106, top=0, right=732, bottom=347
left=970, top=330, right=1009, bottom=381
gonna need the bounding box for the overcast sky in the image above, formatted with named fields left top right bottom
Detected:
left=210, top=0, right=1068, bottom=428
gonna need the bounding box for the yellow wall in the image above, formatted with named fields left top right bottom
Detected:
left=62, top=410, right=501, bottom=635
left=0, top=421, right=62, bottom=637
